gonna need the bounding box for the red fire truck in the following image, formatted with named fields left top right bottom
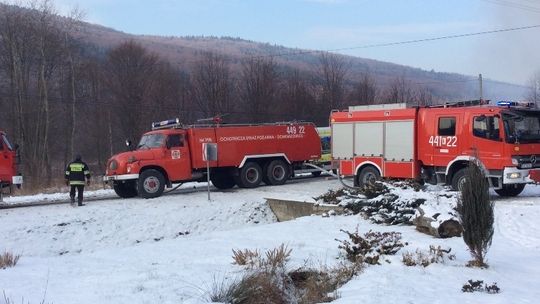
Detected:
left=104, top=119, right=321, bottom=198
left=330, top=101, right=540, bottom=196
left=0, top=130, right=22, bottom=197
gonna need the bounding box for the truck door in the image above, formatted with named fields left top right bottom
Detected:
left=470, top=114, right=504, bottom=169
left=164, top=132, right=192, bottom=182
left=430, top=115, right=461, bottom=167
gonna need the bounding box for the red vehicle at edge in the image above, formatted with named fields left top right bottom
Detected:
left=331, top=101, right=540, bottom=196
left=0, top=130, right=22, bottom=196
left=105, top=120, right=321, bottom=198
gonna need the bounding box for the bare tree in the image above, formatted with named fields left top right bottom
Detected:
left=239, top=57, right=278, bottom=122
left=104, top=40, right=159, bottom=142
left=526, top=70, right=540, bottom=108
left=190, top=52, right=233, bottom=117
left=280, top=68, right=316, bottom=122
left=414, top=87, right=434, bottom=107
left=384, top=76, right=413, bottom=104
left=350, top=72, right=377, bottom=105
left=318, top=52, right=348, bottom=112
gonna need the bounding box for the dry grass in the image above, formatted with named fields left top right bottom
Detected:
left=0, top=251, right=20, bottom=269
left=402, top=245, right=455, bottom=267
left=212, top=244, right=362, bottom=304
left=232, top=244, right=291, bottom=272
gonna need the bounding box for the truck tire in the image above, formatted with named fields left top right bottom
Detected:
left=210, top=170, right=236, bottom=189
left=235, top=162, right=262, bottom=188
left=356, top=166, right=381, bottom=187
left=138, top=169, right=165, bottom=199
left=495, top=184, right=525, bottom=197
left=113, top=181, right=138, bottom=198
left=451, top=168, right=467, bottom=192
left=264, top=160, right=290, bottom=186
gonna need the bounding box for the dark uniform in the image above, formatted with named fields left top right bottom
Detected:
left=65, top=155, right=90, bottom=206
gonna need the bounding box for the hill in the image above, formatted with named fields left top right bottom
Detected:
left=75, top=21, right=527, bottom=101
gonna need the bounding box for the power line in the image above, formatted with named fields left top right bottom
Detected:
left=258, top=24, right=540, bottom=59
left=479, top=0, right=540, bottom=14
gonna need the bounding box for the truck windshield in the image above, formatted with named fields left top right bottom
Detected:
left=503, top=110, right=540, bottom=144
left=1, top=134, right=13, bottom=151
left=137, top=134, right=165, bottom=149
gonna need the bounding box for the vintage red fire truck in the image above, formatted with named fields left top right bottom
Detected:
left=0, top=130, right=22, bottom=197
left=330, top=101, right=540, bottom=196
left=104, top=119, right=321, bottom=198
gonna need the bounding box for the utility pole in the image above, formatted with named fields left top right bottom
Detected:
left=479, top=73, right=483, bottom=101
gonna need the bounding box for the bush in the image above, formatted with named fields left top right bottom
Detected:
left=337, top=229, right=405, bottom=265
left=210, top=244, right=362, bottom=304
left=461, top=280, right=500, bottom=294
left=0, top=251, right=20, bottom=269
left=402, top=245, right=455, bottom=267
left=457, top=161, right=494, bottom=267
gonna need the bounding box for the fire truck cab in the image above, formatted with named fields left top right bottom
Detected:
left=331, top=101, right=540, bottom=196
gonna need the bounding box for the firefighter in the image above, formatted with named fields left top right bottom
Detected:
left=65, top=154, right=91, bottom=206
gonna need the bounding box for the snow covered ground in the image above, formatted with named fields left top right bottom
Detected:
left=1, top=177, right=540, bottom=303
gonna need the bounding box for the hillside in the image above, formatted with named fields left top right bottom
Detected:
left=76, top=21, right=527, bottom=101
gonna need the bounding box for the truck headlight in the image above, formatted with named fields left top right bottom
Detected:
left=127, top=166, right=131, bottom=173
left=511, top=158, right=519, bottom=165
left=507, top=172, right=521, bottom=179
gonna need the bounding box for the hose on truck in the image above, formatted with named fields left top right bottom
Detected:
left=303, top=163, right=359, bottom=190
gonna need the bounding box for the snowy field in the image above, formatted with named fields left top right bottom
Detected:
left=1, top=177, right=540, bottom=304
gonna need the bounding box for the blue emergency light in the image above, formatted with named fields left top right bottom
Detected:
left=496, top=101, right=534, bottom=108
left=151, top=118, right=180, bottom=129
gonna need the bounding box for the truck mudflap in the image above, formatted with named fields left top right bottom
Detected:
left=103, top=174, right=140, bottom=182
left=503, top=167, right=540, bottom=184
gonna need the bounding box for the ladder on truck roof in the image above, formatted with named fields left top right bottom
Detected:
left=428, top=99, right=488, bottom=108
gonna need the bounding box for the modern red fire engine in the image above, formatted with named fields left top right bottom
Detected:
left=0, top=130, right=22, bottom=198
left=330, top=101, right=540, bottom=196
left=105, top=119, right=321, bottom=198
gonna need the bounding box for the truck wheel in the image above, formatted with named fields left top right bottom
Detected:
left=495, top=184, right=525, bottom=197
left=265, top=160, right=290, bottom=185
left=451, top=168, right=467, bottom=191
left=210, top=170, right=236, bottom=189
left=236, top=162, right=262, bottom=188
left=113, top=181, right=138, bottom=198
left=138, top=169, right=165, bottom=199
left=356, top=166, right=381, bottom=187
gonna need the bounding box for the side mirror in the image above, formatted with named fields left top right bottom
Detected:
left=125, top=139, right=134, bottom=151
left=166, top=140, right=172, bottom=149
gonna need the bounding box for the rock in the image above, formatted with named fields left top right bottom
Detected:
left=438, top=219, right=462, bottom=238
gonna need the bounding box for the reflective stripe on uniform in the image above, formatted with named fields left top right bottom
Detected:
left=69, top=163, right=85, bottom=172
left=70, top=180, right=86, bottom=185
left=84, top=170, right=90, bottom=175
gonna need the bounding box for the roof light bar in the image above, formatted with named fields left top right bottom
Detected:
left=151, top=118, right=180, bottom=130
left=496, top=101, right=534, bottom=108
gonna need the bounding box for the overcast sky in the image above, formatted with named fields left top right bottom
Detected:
left=50, top=0, right=540, bottom=85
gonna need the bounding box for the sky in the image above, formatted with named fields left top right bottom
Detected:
left=48, top=0, right=540, bottom=85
